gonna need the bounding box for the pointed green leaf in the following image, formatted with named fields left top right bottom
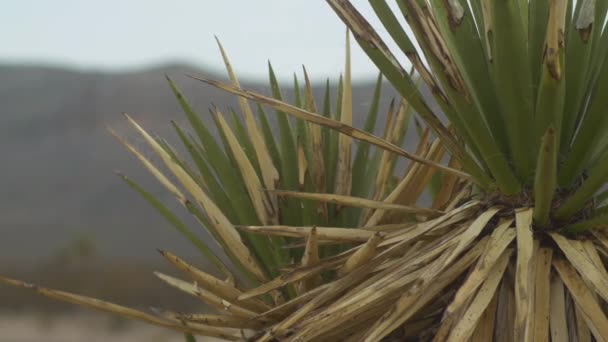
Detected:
left=256, top=104, right=281, bottom=169
left=118, top=173, right=230, bottom=276
left=564, top=213, right=608, bottom=233
left=394, top=0, right=520, bottom=193
left=170, top=121, right=237, bottom=223
left=556, top=148, right=608, bottom=220
left=166, top=77, right=257, bottom=225
left=352, top=72, right=383, bottom=198
left=535, top=0, right=567, bottom=148
left=268, top=62, right=301, bottom=225
left=484, top=0, right=535, bottom=182
left=529, top=0, right=549, bottom=106
left=561, top=0, right=595, bottom=155
left=431, top=0, right=509, bottom=155
left=328, top=0, right=494, bottom=191
left=559, top=50, right=608, bottom=187
left=229, top=108, right=261, bottom=176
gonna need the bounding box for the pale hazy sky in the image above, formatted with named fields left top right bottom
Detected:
left=2, top=1, right=405, bottom=81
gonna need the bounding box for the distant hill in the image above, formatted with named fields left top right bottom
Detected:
left=0, top=63, right=407, bottom=265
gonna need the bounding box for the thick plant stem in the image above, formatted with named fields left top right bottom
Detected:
left=534, top=127, right=558, bottom=227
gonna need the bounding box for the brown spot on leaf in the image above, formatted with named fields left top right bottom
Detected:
left=579, top=23, right=592, bottom=43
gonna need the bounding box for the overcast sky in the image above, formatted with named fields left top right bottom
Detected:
left=2, top=1, right=406, bottom=81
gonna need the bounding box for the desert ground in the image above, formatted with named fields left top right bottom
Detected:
left=0, top=312, right=222, bottom=342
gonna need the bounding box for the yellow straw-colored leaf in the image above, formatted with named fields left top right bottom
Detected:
left=162, top=310, right=264, bottom=329
left=495, top=276, right=515, bottom=342
left=0, top=276, right=241, bottom=340
left=553, top=258, right=608, bottom=341
left=255, top=222, right=476, bottom=341
left=445, top=183, right=472, bottom=212
left=215, top=109, right=274, bottom=224
left=577, top=311, right=601, bottom=342
left=299, top=227, right=322, bottom=292
left=335, top=29, right=353, bottom=197
left=268, top=189, right=442, bottom=217
left=575, top=305, right=593, bottom=342
left=402, top=138, right=447, bottom=206
left=157, top=250, right=271, bottom=314
left=236, top=225, right=376, bottom=242
left=592, top=230, right=608, bottom=251
left=432, top=156, right=462, bottom=210
left=447, top=225, right=515, bottom=315
left=370, top=99, right=399, bottom=202
left=514, top=207, right=535, bottom=341
left=549, top=273, right=569, bottom=341
left=154, top=272, right=266, bottom=321
left=338, top=232, right=383, bottom=276
left=254, top=283, right=330, bottom=320
left=533, top=248, right=553, bottom=342
left=302, top=66, right=326, bottom=195
left=551, top=232, right=608, bottom=302
left=297, top=139, right=308, bottom=190
left=359, top=238, right=488, bottom=342
left=238, top=253, right=350, bottom=301
left=365, top=144, right=442, bottom=226
left=470, top=293, right=498, bottom=341
left=107, top=127, right=188, bottom=202
left=447, top=249, right=511, bottom=341
left=215, top=38, right=279, bottom=219
left=443, top=207, right=502, bottom=266
left=188, top=75, right=473, bottom=181
left=581, top=239, right=608, bottom=279
left=124, top=113, right=268, bottom=282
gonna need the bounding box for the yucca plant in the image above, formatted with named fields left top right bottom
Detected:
left=4, top=0, right=608, bottom=340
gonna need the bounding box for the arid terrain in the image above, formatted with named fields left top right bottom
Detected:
left=0, top=312, right=223, bottom=342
